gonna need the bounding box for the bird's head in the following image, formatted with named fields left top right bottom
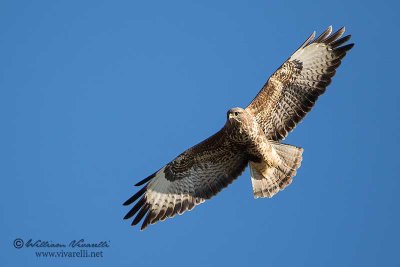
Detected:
left=227, top=107, right=247, bottom=125
left=226, top=107, right=258, bottom=143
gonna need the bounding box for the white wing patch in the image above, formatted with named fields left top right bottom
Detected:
left=146, top=167, right=205, bottom=221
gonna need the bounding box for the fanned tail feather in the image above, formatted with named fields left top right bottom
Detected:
left=250, top=142, right=303, bottom=198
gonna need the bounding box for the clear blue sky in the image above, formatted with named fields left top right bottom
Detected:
left=1, top=1, right=399, bottom=266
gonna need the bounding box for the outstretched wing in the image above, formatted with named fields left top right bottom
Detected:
left=123, top=129, right=248, bottom=230
left=246, top=26, right=354, bottom=141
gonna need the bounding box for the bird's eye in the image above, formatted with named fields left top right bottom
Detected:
left=234, top=112, right=239, bottom=116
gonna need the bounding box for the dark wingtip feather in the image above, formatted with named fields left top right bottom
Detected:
left=299, top=31, right=316, bottom=49
left=140, top=211, right=153, bottom=230
left=132, top=204, right=150, bottom=226
left=314, top=25, right=333, bottom=43
left=123, top=196, right=146, bottom=219
left=324, top=26, right=345, bottom=44
left=152, top=209, right=166, bottom=224
left=331, top=35, right=352, bottom=48
left=123, top=186, right=147, bottom=206
left=134, top=171, right=157, bottom=187
left=336, top=43, right=355, bottom=53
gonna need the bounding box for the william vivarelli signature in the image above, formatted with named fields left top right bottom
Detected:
left=14, top=238, right=110, bottom=249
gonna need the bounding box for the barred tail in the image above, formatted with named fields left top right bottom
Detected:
left=250, top=142, right=303, bottom=198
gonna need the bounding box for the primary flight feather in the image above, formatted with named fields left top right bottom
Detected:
left=123, top=26, right=354, bottom=230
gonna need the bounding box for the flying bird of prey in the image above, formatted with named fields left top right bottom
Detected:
left=123, top=26, right=354, bottom=230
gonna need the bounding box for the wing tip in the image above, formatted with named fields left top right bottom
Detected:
left=299, top=30, right=316, bottom=49
left=122, top=185, right=147, bottom=206
left=302, top=26, right=354, bottom=52
left=311, top=30, right=316, bottom=38
left=123, top=213, right=131, bottom=220
left=131, top=204, right=150, bottom=226
left=314, top=25, right=334, bottom=43
left=134, top=171, right=157, bottom=186
left=300, top=25, right=347, bottom=49
left=346, top=43, right=355, bottom=50
left=124, top=196, right=147, bottom=220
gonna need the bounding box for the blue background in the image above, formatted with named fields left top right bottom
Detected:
left=1, top=1, right=399, bottom=266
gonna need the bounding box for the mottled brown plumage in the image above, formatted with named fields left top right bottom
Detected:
left=123, top=26, right=354, bottom=230
left=247, top=26, right=353, bottom=141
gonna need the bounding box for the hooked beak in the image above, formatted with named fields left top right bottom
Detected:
left=228, top=113, right=241, bottom=124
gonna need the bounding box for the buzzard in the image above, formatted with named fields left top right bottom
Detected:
left=123, top=26, right=353, bottom=230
